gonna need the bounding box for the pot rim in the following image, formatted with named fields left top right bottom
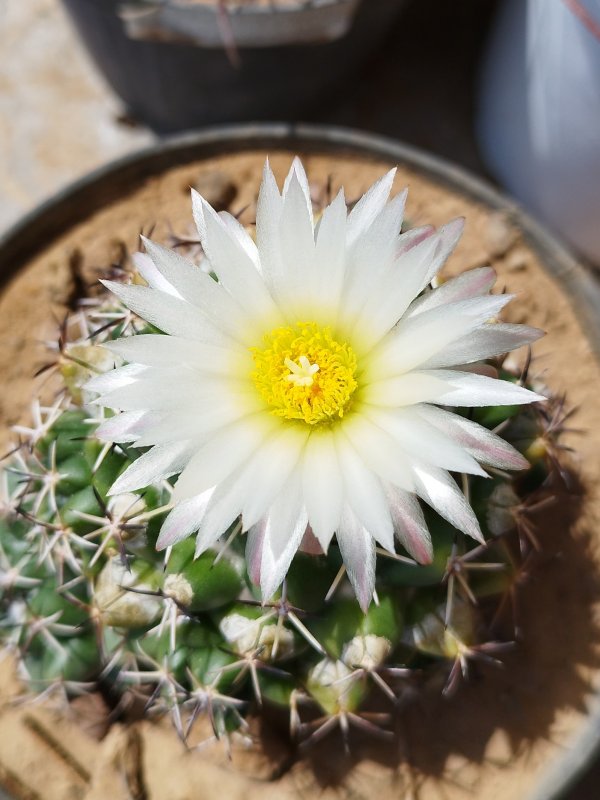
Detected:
left=0, top=122, right=598, bottom=799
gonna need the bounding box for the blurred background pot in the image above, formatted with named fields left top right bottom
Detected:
left=60, top=0, right=407, bottom=132
left=477, top=0, right=600, bottom=266
left=119, top=0, right=362, bottom=48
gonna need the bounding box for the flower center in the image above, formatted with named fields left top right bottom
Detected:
left=251, top=322, right=358, bottom=425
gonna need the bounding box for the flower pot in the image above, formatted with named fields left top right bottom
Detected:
left=119, top=0, right=362, bottom=48
left=0, top=124, right=599, bottom=800
left=59, top=0, right=407, bottom=132
left=477, top=0, right=600, bottom=265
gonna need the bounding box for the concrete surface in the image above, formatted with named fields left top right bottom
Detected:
left=0, top=0, right=154, bottom=234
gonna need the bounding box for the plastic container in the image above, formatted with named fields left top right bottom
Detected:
left=478, top=0, right=600, bottom=265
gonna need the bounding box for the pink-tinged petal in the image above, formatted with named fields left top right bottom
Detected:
left=383, top=482, right=433, bottom=564
left=259, top=470, right=308, bottom=600
left=421, top=324, right=544, bottom=369
left=395, top=225, right=435, bottom=258
left=407, top=266, right=497, bottom=317
left=109, top=440, right=196, bottom=495
left=299, top=526, right=324, bottom=555
left=245, top=519, right=266, bottom=586
left=337, top=505, right=376, bottom=612
left=412, top=463, right=484, bottom=543
left=416, top=405, right=530, bottom=470
left=157, top=488, right=215, bottom=550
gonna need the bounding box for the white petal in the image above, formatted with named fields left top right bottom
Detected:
left=302, top=431, right=343, bottom=551
left=101, top=280, right=229, bottom=345
left=373, top=218, right=464, bottom=339
left=407, top=266, right=497, bottom=317
left=339, top=190, right=408, bottom=330
left=259, top=468, right=308, bottom=600
left=86, top=363, right=147, bottom=395
left=277, top=171, right=316, bottom=312
left=194, top=473, right=250, bottom=556
left=347, top=169, right=397, bottom=246
left=241, top=425, right=310, bottom=530
left=383, top=482, right=433, bottom=564
left=109, top=440, right=196, bottom=495
left=336, top=505, right=376, bottom=612
left=133, top=251, right=182, bottom=298
left=351, top=231, right=439, bottom=350
left=157, top=488, right=215, bottom=549
left=335, top=432, right=395, bottom=552
left=339, top=413, right=414, bottom=491
left=218, top=211, right=260, bottom=268
left=283, top=156, right=312, bottom=222
left=102, top=335, right=248, bottom=375
left=421, top=323, right=544, bottom=369
left=172, top=413, right=278, bottom=502
left=255, top=159, right=284, bottom=285
left=365, top=294, right=514, bottom=379
left=93, top=370, right=256, bottom=413
left=142, top=237, right=261, bottom=344
left=416, top=405, right=529, bottom=470
left=96, top=410, right=147, bottom=443
left=192, top=190, right=281, bottom=326
left=132, top=399, right=259, bottom=447
left=426, top=369, right=546, bottom=407
left=363, top=406, right=487, bottom=477
left=413, top=463, right=484, bottom=543
left=361, top=372, right=449, bottom=407
left=314, top=188, right=347, bottom=309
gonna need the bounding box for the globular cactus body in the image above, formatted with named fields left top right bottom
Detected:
left=0, top=280, right=565, bottom=750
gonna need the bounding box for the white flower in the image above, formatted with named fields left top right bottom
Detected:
left=88, top=158, right=544, bottom=610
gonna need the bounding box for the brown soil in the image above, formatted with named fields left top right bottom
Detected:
left=1, top=149, right=599, bottom=800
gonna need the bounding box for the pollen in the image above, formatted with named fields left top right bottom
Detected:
left=251, top=322, right=358, bottom=425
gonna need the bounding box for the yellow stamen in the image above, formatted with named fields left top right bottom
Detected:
left=251, top=322, right=357, bottom=425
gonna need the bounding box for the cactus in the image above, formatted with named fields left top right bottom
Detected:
left=0, top=284, right=566, bottom=750
left=0, top=246, right=567, bottom=753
